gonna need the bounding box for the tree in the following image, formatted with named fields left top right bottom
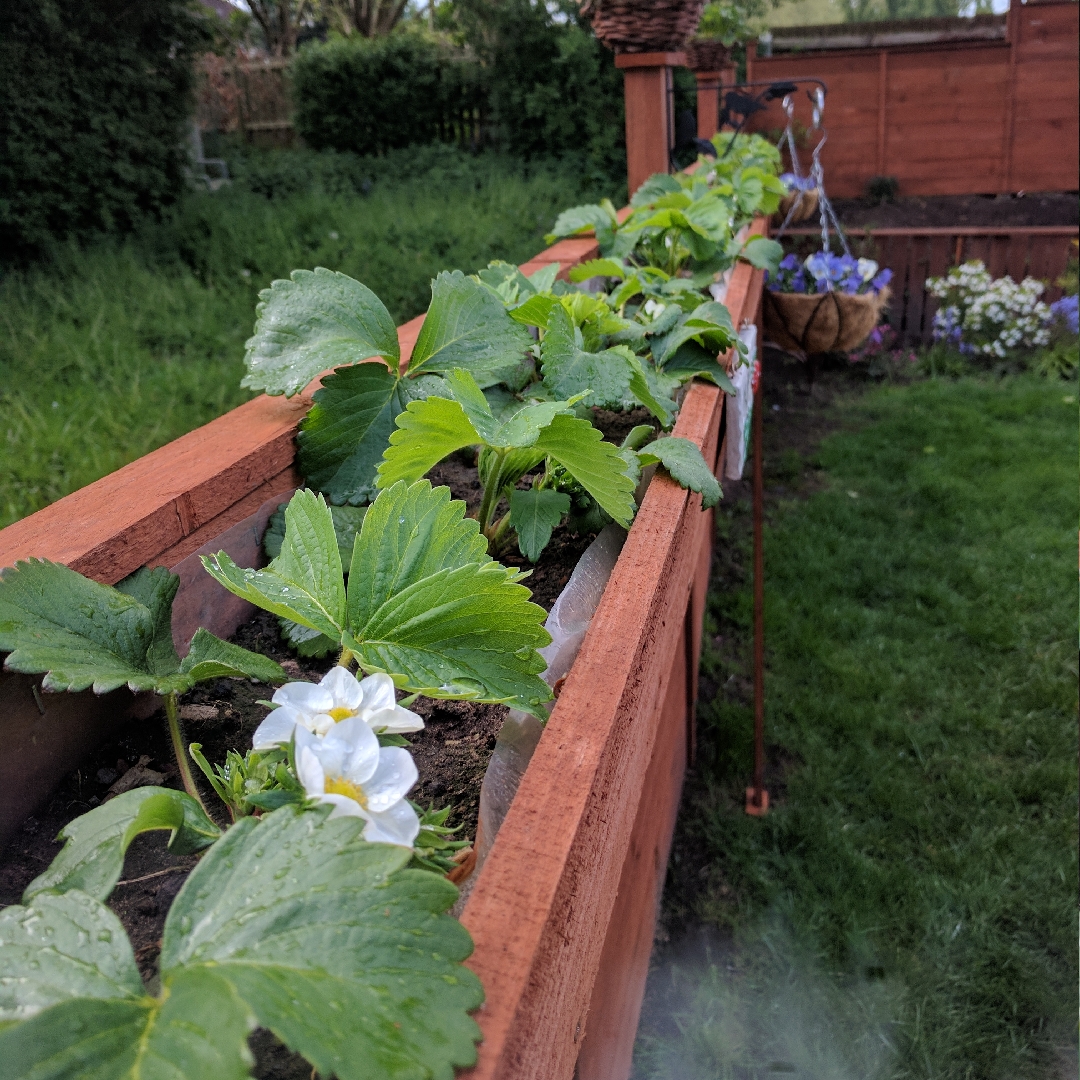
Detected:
left=246, top=0, right=313, bottom=55
left=320, top=0, right=412, bottom=36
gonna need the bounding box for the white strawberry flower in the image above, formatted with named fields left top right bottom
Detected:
left=252, top=666, right=423, bottom=749
left=295, top=719, right=420, bottom=846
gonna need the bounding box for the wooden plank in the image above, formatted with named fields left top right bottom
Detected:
left=457, top=258, right=761, bottom=1080
left=748, top=10, right=1076, bottom=197
left=457, top=382, right=725, bottom=1080
left=574, top=589, right=691, bottom=1080
left=0, top=392, right=310, bottom=584
left=876, top=49, right=885, bottom=172
left=987, top=236, right=1009, bottom=280
left=906, top=236, right=930, bottom=341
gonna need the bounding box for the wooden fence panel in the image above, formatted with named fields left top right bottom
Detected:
left=746, top=0, right=1078, bottom=197
left=885, top=46, right=1009, bottom=195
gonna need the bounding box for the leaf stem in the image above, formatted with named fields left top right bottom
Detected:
left=478, top=449, right=507, bottom=531
left=164, top=691, right=209, bottom=815
left=488, top=511, right=513, bottom=553
left=338, top=645, right=354, bottom=669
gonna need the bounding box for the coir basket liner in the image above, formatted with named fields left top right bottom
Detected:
left=580, top=0, right=706, bottom=52
left=763, top=286, right=890, bottom=354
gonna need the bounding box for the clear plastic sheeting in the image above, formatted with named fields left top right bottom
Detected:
left=474, top=524, right=627, bottom=872
left=724, top=323, right=759, bottom=481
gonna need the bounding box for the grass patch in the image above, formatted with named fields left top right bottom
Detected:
left=636, top=374, right=1078, bottom=1079
left=0, top=145, right=605, bottom=528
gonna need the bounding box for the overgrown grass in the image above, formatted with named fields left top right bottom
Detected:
left=0, top=144, right=607, bottom=528
left=635, top=374, right=1078, bottom=1079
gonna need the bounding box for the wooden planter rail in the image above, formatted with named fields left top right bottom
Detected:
left=782, top=224, right=1078, bottom=345
left=0, top=225, right=766, bottom=1080
left=744, top=0, right=1079, bottom=198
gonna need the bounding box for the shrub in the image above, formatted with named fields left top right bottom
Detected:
left=291, top=32, right=486, bottom=157
left=289, top=10, right=627, bottom=192
left=0, top=0, right=212, bottom=261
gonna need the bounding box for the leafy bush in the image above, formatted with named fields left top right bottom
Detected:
left=289, top=9, right=627, bottom=192
left=292, top=32, right=486, bottom=157
left=0, top=0, right=212, bottom=261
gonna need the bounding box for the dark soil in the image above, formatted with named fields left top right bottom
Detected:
left=830, top=191, right=1078, bottom=230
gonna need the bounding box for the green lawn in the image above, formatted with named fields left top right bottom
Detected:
left=635, top=373, right=1078, bottom=1079
left=0, top=145, right=604, bottom=529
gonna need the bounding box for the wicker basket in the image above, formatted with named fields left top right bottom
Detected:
left=763, top=287, right=890, bottom=354
left=685, top=37, right=730, bottom=71
left=580, top=0, right=706, bottom=53
left=772, top=187, right=819, bottom=227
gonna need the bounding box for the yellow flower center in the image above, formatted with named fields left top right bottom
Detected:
left=324, top=776, right=368, bottom=808
left=327, top=706, right=355, bottom=723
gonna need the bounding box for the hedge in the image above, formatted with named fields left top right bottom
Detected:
left=0, top=0, right=211, bottom=261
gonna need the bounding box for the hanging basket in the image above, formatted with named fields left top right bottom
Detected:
left=580, top=0, right=706, bottom=53
left=685, top=37, right=730, bottom=71
left=772, top=187, right=819, bottom=227
left=763, top=287, right=890, bottom=354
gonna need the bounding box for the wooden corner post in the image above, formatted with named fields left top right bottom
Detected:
left=616, top=52, right=685, bottom=197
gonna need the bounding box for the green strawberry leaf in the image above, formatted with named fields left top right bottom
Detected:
left=114, top=566, right=181, bottom=676
left=544, top=202, right=614, bottom=243
left=662, top=340, right=737, bottom=394
left=0, top=561, right=273, bottom=697
left=0, top=890, right=144, bottom=1020
left=651, top=301, right=738, bottom=366
left=408, top=270, right=533, bottom=387
left=178, top=628, right=286, bottom=685
left=443, top=368, right=500, bottom=443
left=23, top=788, right=220, bottom=904
left=162, top=807, right=484, bottom=1079
left=568, top=258, right=627, bottom=283
left=622, top=349, right=676, bottom=428
left=509, top=489, right=571, bottom=562
left=526, top=263, right=559, bottom=293
left=377, top=395, right=482, bottom=489
left=242, top=268, right=400, bottom=398
left=2, top=808, right=487, bottom=1080
left=346, top=481, right=550, bottom=714
left=202, top=489, right=346, bottom=641
left=638, top=436, right=722, bottom=509
left=740, top=236, right=784, bottom=275
left=0, top=902, right=252, bottom=1079
left=296, top=362, right=445, bottom=506
left=540, top=305, right=632, bottom=407
left=264, top=504, right=368, bottom=566
left=508, top=293, right=556, bottom=328
left=534, top=415, right=637, bottom=528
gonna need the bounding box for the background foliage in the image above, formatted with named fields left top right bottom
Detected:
left=292, top=5, right=627, bottom=189
left=0, top=0, right=212, bottom=261
left=0, top=144, right=607, bottom=528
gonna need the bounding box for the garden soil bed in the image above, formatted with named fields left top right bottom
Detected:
left=0, top=406, right=654, bottom=1078
left=830, top=192, right=1079, bottom=230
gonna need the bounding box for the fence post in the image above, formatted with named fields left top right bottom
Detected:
left=616, top=52, right=685, bottom=196
left=694, top=70, right=721, bottom=139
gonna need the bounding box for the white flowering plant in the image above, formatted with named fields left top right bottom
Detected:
left=927, top=261, right=1052, bottom=360
left=0, top=476, right=565, bottom=1075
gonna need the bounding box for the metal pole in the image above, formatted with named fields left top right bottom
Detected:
left=746, top=350, right=769, bottom=816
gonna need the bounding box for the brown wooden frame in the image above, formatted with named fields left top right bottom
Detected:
left=0, top=225, right=765, bottom=1080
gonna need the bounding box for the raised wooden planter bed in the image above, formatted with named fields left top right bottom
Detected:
left=0, top=226, right=765, bottom=1080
